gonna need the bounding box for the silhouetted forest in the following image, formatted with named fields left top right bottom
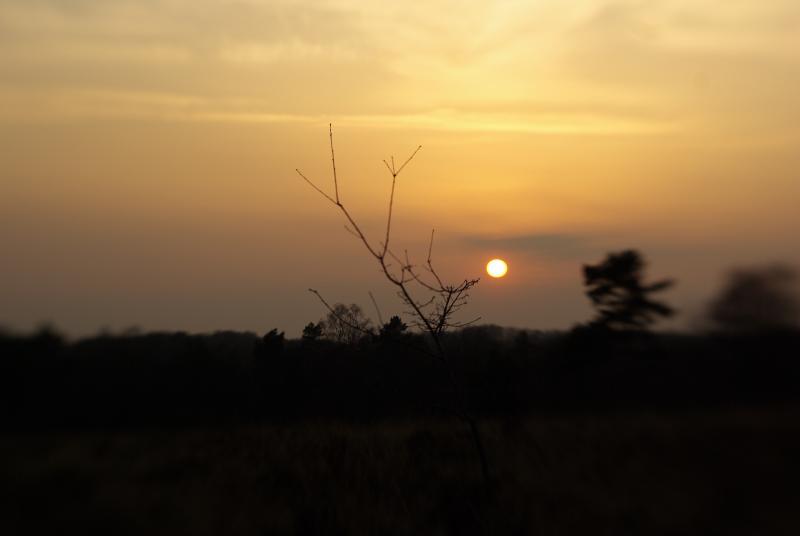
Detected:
left=4, top=251, right=798, bottom=428
left=3, top=321, right=800, bottom=428
left=3, top=252, right=799, bottom=535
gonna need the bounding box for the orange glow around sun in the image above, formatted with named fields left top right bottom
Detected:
left=486, top=259, right=508, bottom=278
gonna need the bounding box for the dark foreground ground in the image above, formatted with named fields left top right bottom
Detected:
left=3, top=407, right=799, bottom=536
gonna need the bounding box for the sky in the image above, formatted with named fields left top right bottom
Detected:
left=1, top=0, right=799, bottom=337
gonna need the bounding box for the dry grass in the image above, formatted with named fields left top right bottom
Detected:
left=2, top=408, right=799, bottom=535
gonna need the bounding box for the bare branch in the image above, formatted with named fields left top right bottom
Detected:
left=386, top=246, right=404, bottom=266
left=395, top=145, right=423, bottom=177
left=449, top=316, right=482, bottom=329
left=337, top=203, right=381, bottom=259
left=299, top=127, right=477, bottom=347
left=298, top=126, right=489, bottom=487
left=426, top=229, right=446, bottom=288
left=405, top=266, right=441, bottom=293
left=308, top=288, right=336, bottom=316
left=329, top=123, right=340, bottom=203
left=368, top=291, right=385, bottom=326
left=343, top=224, right=360, bottom=239
left=382, top=175, right=397, bottom=257
left=296, top=169, right=337, bottom=205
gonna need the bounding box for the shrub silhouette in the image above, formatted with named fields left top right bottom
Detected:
left=709, top=265, right=800, bottom=333
left=302, top=322, right=324, bottom=341
left=583, top=250, right=674, bottom=331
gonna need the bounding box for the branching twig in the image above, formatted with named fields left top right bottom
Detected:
left=295, top=129, right=478, bottom=347
left=297, top=126, right=489, bottom=487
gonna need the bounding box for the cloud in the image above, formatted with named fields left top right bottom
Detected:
left=464, top=233, right=598, bottom=260
left=1, top=0, right=798, bottom=134
left=550, top=1, right=800, bottom=137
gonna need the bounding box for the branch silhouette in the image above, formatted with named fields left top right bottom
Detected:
left=296, top=125, right=490, bottom=487
left=295, top=125, right=480, bottom=340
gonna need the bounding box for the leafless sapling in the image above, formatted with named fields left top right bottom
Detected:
left=296, top=125, right=490, bottom=485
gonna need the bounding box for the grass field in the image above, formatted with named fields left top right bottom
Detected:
left=3, top=407, right=799, bottom=535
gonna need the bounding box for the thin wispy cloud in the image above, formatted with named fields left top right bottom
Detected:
left=464, top=233, right=600, bottom=260
left=6, top=0, right=796, bottom=132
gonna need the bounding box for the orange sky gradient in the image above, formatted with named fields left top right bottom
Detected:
left=1, top=0, right=799, bottom=336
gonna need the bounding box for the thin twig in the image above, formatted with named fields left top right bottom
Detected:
left=329, top=123, right=339, bottom=203
left=368, top=291, right=385, bottom=326
left=296, top=169, right=337, bottom=205
left=382, top=175, right=397, bottom=257
left=395, top=145, right=422, bottom=177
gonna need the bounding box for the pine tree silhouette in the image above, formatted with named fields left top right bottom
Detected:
left=583, top=250, right=674, bottom=331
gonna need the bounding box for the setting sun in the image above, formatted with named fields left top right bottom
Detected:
left=486, top=259, right=508, bottom=278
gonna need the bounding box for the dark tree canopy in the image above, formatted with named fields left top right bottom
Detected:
left=583, top=250, right=674, bottom=331
left=379, top=315, right=408, bottom=341
left=254, top=328, right=285, bottom=360
left=320, top=303, right=372, bottom=345
left=709, top=265, right=799, bottom=333
left=301, top=322, right=323, bottom=341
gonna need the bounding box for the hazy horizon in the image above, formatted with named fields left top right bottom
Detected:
left=2, top=0, right=799, bottom=337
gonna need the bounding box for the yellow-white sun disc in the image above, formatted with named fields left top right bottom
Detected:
left=486, top=259, right=508, bottom=278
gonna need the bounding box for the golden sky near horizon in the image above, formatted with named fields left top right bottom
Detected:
left=1, top=0, right=799, bottom=335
